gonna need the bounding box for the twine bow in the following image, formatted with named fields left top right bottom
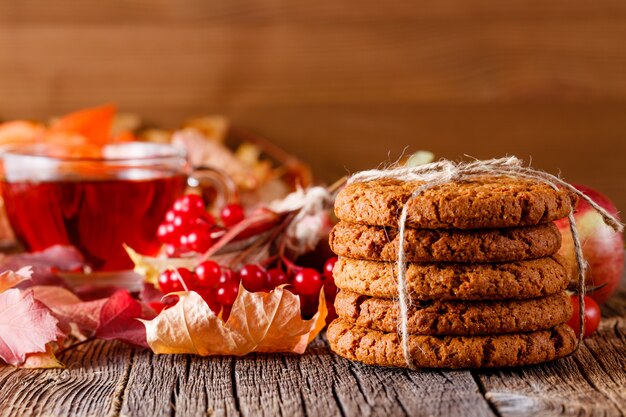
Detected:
left=348, top=156, right=624, bottom=369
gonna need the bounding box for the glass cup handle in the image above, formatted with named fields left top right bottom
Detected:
left=187, top=166, right=237, bottom=209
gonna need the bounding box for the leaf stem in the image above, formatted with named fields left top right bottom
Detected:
left=56, top=336, right=96, bottom=356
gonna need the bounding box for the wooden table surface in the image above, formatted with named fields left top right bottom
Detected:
left=0, top=268, right=624, bottom=417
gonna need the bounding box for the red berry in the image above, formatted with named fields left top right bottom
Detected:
left=266, top=268, right=289, bottom=289
left=568, top=295, right=602, bottom=338
left=195, top=261, right=222, bottom=288
left=158, top=270, right=184, bottom=293
left=238, top=264, right=267, bottom=292
left=293, top=268, right=323, bottom=296
left=219, top=268, right=235, bottom=285
left=198, top=212, right=216, bottom=227
left=216, top=282, right=239, bottom=306
left=175, top=268, right=196, bottom=291
left=156, top=223, right=172, bottom=243
left=173, top=194, right=206, bottom=217
left=184, top=224, right=214, bottom=253
left=165, top=209, right=176, bottom=223
left=323, top=257, right=338, bottom=280
left=197, top=289, right=220, bottom=314
left=172, top=213, right=192, bottom=230
left=221, top=203, right=245, bottom=227
left=164, top=244, right=179, bottom=257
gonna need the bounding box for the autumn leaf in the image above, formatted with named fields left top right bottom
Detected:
left=95, top=290, right=149, bottom=347
left=142, top=286, right=327, bottom=356
left=0, top=288, right=61, bottom=365
left=49, top=104, right=116, bottom=145
left=0, top=267, right=32, bottom=292
left=31, top=285, right=106, bottom=337
left=0, top=245, right=83, bottom=288
left=21, top=345, right=64, bottom=369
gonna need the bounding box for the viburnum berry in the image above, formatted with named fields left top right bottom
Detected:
left=323, top=257, right=338, bottom=280
left=175, top=267, right=196, bottom=291
left=156, top=223, right=173, bottom=243
left=183, top=223, right=214, bottom=253
left=173, top=194, right=206, bottom=217
left=218, top=268, right=235, bottom=286
left=216, top=281, right=239, bottom=306
left=221, top=203, right=245, bottom=227
left=238, top=264, right=267, bottom=292
left=266, top=268, right=289, bottom=289
left=158, top=270, right=184, bottom=293
left=197, top=289, right=221, bottom=314
left=165, top=209, right=176, bottom=223
left=293, top=268, right=323, bottom=296
left=195, top=260, right=222, bottom=288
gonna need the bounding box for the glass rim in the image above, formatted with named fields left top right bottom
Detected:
left=0, top=142, right=187, bottom=162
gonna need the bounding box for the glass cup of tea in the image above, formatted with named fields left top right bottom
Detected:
left=0, top=142, right=232, bottom=272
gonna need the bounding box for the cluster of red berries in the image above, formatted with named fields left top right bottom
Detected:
left=156, top=257, right=339, bottom=320
left=156, top=194, right=245, bottom=256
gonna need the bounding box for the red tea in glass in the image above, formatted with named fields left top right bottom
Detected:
left=0, top=143, right=189, bottom=271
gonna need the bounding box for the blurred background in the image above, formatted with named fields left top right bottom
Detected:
left=0, top=1, right=624, bottom=210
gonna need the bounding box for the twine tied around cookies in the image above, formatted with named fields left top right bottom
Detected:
left=348, top=156, right=624, bottom=369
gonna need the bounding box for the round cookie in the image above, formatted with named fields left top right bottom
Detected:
left=329, top=221, right=561, bottom=263
left=327, top=318, right=577, bottom=369
left=335, top=176, right=577, bottom=229
left=334, top=290, right=572, bottom=335
left=333, top=256, right=568, bottom=300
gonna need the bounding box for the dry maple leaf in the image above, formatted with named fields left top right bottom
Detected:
left=31, top=285, right=106, bottom=337
left=95, top=290, right=149, bottom=347
left=143, top=286, right=327, bottom=356
left=0, top=288, right=61, bottom=365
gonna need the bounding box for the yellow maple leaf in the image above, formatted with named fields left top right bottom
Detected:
left=142, top=286, right=327, bottom=356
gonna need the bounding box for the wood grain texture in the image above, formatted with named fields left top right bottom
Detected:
left=0, top=0, right=625, bottom=210
left=0, top=340, right=132, bottom=417
left=0, top=275, right=624, bottom=417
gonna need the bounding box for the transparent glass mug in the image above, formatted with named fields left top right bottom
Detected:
left=0, top=142, right=233, bottom=271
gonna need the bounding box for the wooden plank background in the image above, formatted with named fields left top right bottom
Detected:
left=0, top=0, right=625, bottom=211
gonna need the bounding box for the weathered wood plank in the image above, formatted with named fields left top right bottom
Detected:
left=0, top=340, right=131, bottom=417
left=475, top=314, right=626, bottom=417
left=118, top=350, right=239, bottom=417
left=326, top=337, right=495, bottom=417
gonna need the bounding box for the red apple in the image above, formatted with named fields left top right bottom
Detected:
left=555, top=184, right=624, bottom=304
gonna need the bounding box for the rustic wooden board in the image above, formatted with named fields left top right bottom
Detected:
left=0, top=275, right=624, bottom=417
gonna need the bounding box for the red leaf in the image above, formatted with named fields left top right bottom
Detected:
left=0, top=245, right=84, bottom=288
left=95, top=290, right=148, bottom=347
left=31, top=286, right=106, bottom=337
left=0, top=289, right=60, bottom=365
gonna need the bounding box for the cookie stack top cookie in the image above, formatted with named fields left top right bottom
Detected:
left=327, top=173, right=580, bottom=369
left=335, top=176, right=577, bottom=229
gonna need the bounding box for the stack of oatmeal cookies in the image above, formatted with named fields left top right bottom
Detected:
left=328, top=176, right=579, bottom=368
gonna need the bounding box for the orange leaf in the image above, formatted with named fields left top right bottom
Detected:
left=0, top=121, right=44, bottom=146
left=21, top=344, right=64, bottom=369
left=49, top=104, right=116, bottom=145
left=142, top=286, right=327, bottom=356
